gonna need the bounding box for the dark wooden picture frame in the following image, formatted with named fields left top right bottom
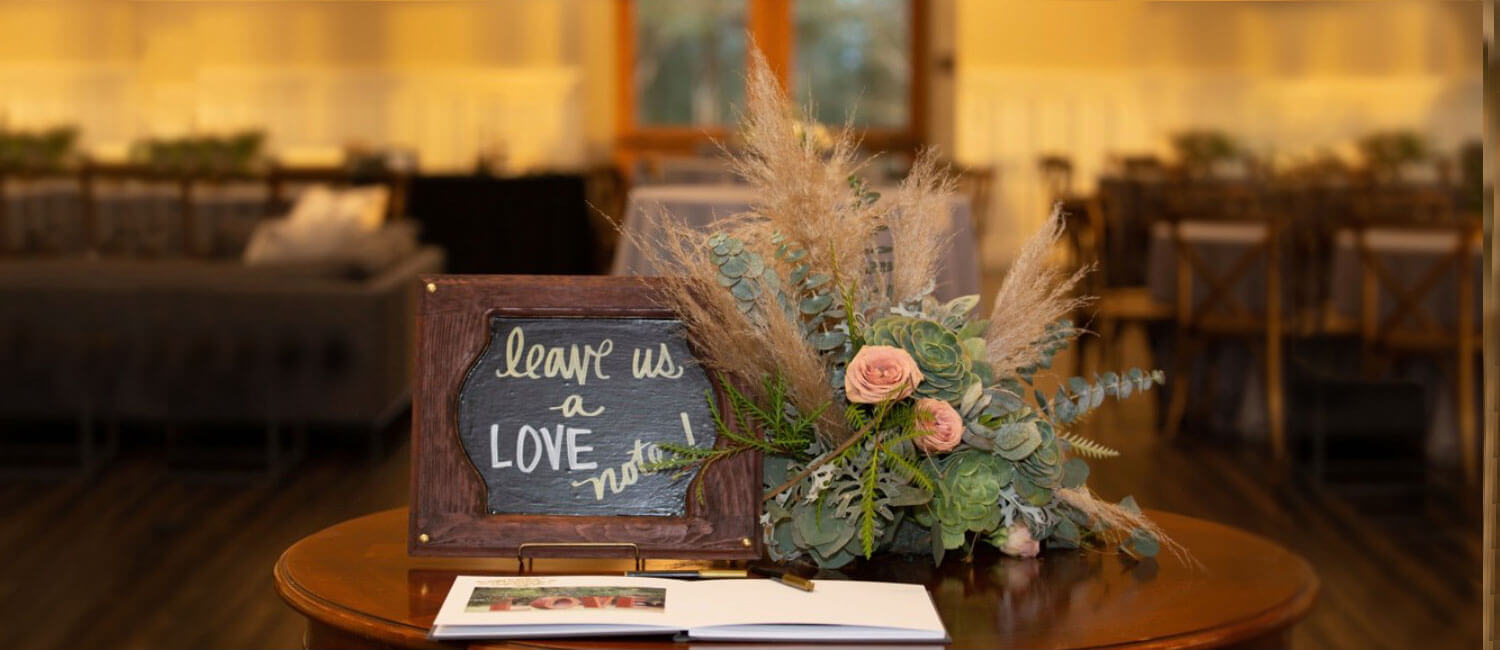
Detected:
left=409, top=275, right=762, bottom=559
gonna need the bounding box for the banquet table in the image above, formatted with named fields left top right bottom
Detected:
left=275, top=507, right=1317, bottom=649
left=1144, top=219, right=1480, bottom=453
left=611, top=184, right=980, bottom=300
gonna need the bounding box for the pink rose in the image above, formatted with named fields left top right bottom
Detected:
left=1000, top=523, right=1040, bottom=558
left=913, top=398, right=963, bottom=453
left=844, top=345, right=923, bottom=403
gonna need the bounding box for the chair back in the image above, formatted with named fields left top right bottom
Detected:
left=951, top=165, right=994, bottom=242
left=0, top=174, right=87, bottom=255
left=1038, top=156, right=1074, bottom=201
left=1334, top=221, right=1481, bottom=350
left=1166, top=216, right=1283, bottom=336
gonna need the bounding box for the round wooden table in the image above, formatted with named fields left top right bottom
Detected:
left=275, top=508, right=1317, bottom=649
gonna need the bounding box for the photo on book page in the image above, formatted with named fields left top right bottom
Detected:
left=465, top=586, right=666, bottom=614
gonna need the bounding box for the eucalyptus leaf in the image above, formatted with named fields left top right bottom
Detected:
left=794, top=503, right=841, bottom=546
left=994, top=421, right=1043, bottom=461
left=743, top=252, right=765, bottom=277
left=815, top=519, right=858, bottom=558
left=943, top=294, right=981, bottom=319
left=730, top=279, right=760, bottom=301
left=1051, top=517, right=1081, bottom=549
left=1014, top=474, right=1052, bottom=506
left=810, top=330, right=848, bottom=351
left=1124, top=529, right=1160, bottom=558
left=800, top=294, right=833, bottom=315
left=1067, top=376, right=1089, bottom=396
left=1060, top=457, right=1089, bottom=489
left=719, top=257, right=747, bottom=278
left=885, top=483, right=934, bottom=507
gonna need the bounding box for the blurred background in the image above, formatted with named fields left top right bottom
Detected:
left=0, top=1, right=1487, bottom=648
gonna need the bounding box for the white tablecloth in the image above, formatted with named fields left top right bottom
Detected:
left=611, top=184, right=981, bottom=300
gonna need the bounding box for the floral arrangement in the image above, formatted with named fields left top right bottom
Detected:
left=640, top=51, right=1176, bottom=568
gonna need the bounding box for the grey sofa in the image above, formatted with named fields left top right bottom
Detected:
left=0, top=172, right=442, bottom=435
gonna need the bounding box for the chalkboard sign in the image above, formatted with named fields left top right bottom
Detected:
left=410, top=275, right=761, bottom=559
left=456, top=316, right=714, bottom=517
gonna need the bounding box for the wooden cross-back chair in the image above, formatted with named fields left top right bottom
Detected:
left=1162, top=213, right=1286, bottom=460
left=1346, top=220, right=1481, bottom=484
left=1039, top=155, right=1174, bottom=378
left=950, top=163, right=995, bottom=244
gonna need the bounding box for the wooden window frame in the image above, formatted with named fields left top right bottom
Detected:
left=614, top=0, right=928, bottom=163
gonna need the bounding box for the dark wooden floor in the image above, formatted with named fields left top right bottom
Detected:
left=0, top=326, right=1481, bottom=649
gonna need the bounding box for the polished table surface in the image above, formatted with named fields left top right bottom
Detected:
left=275, top=508, right=1317, bottom=649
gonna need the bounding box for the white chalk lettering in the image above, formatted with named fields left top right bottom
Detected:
left=538, top=424, right=566, bottom=470
left=548, top=394, right=604, bottom=418
left=515, top=425, right=543, bottom=473
left=494, top=327, right=613, bottom=385
left=679, top=412, right=695, bottom=446
left=566, top=427, right=597, bottom=470
left=632, top=343, right=685, bottom=379
left=571, top=440, right=661, bottom=500
left=499, top=424, right=598, bottom=472
left=489, top=424, right=512, bottom=468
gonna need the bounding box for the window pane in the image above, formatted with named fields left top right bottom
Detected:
left=793, top=0, right=910, bottom=129
left=634, top=0, right=746, bottom=127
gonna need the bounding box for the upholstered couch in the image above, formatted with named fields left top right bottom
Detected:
left=0, top=173, right=442, bottom=431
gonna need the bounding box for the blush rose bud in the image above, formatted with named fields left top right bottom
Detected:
left=844, top=345, right=924, bottom=403
left=1000, top=523, right=1041, bottom=558
left=913, top=398, right=964, bottom=453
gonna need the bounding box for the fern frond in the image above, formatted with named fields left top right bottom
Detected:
left=860, top=446, right=880, bottom=557
left=1060, top=433, right=1121, bottom=459
left=878, top=446, right=935, bottom=491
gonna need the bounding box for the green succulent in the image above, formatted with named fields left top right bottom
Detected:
left=1013, top=422, right=1064, bottom=506
left=867, top=316, right=981, bottom=404
left=917, top=450, right=1012, bottom=549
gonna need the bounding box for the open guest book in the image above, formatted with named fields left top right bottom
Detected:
left=430, top=575, right=949, bottom=643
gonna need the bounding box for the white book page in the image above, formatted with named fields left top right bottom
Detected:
left=675, top=580, right=946, bottom=639
left=432, top=576, right=690, bottom=633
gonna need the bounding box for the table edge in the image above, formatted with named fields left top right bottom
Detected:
left=273, top=507, right=1321, bottom=649
left=274, top=539, right=451, bottom=650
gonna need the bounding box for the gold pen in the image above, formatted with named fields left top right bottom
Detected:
left=748, top=565, right=815, bottom=591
